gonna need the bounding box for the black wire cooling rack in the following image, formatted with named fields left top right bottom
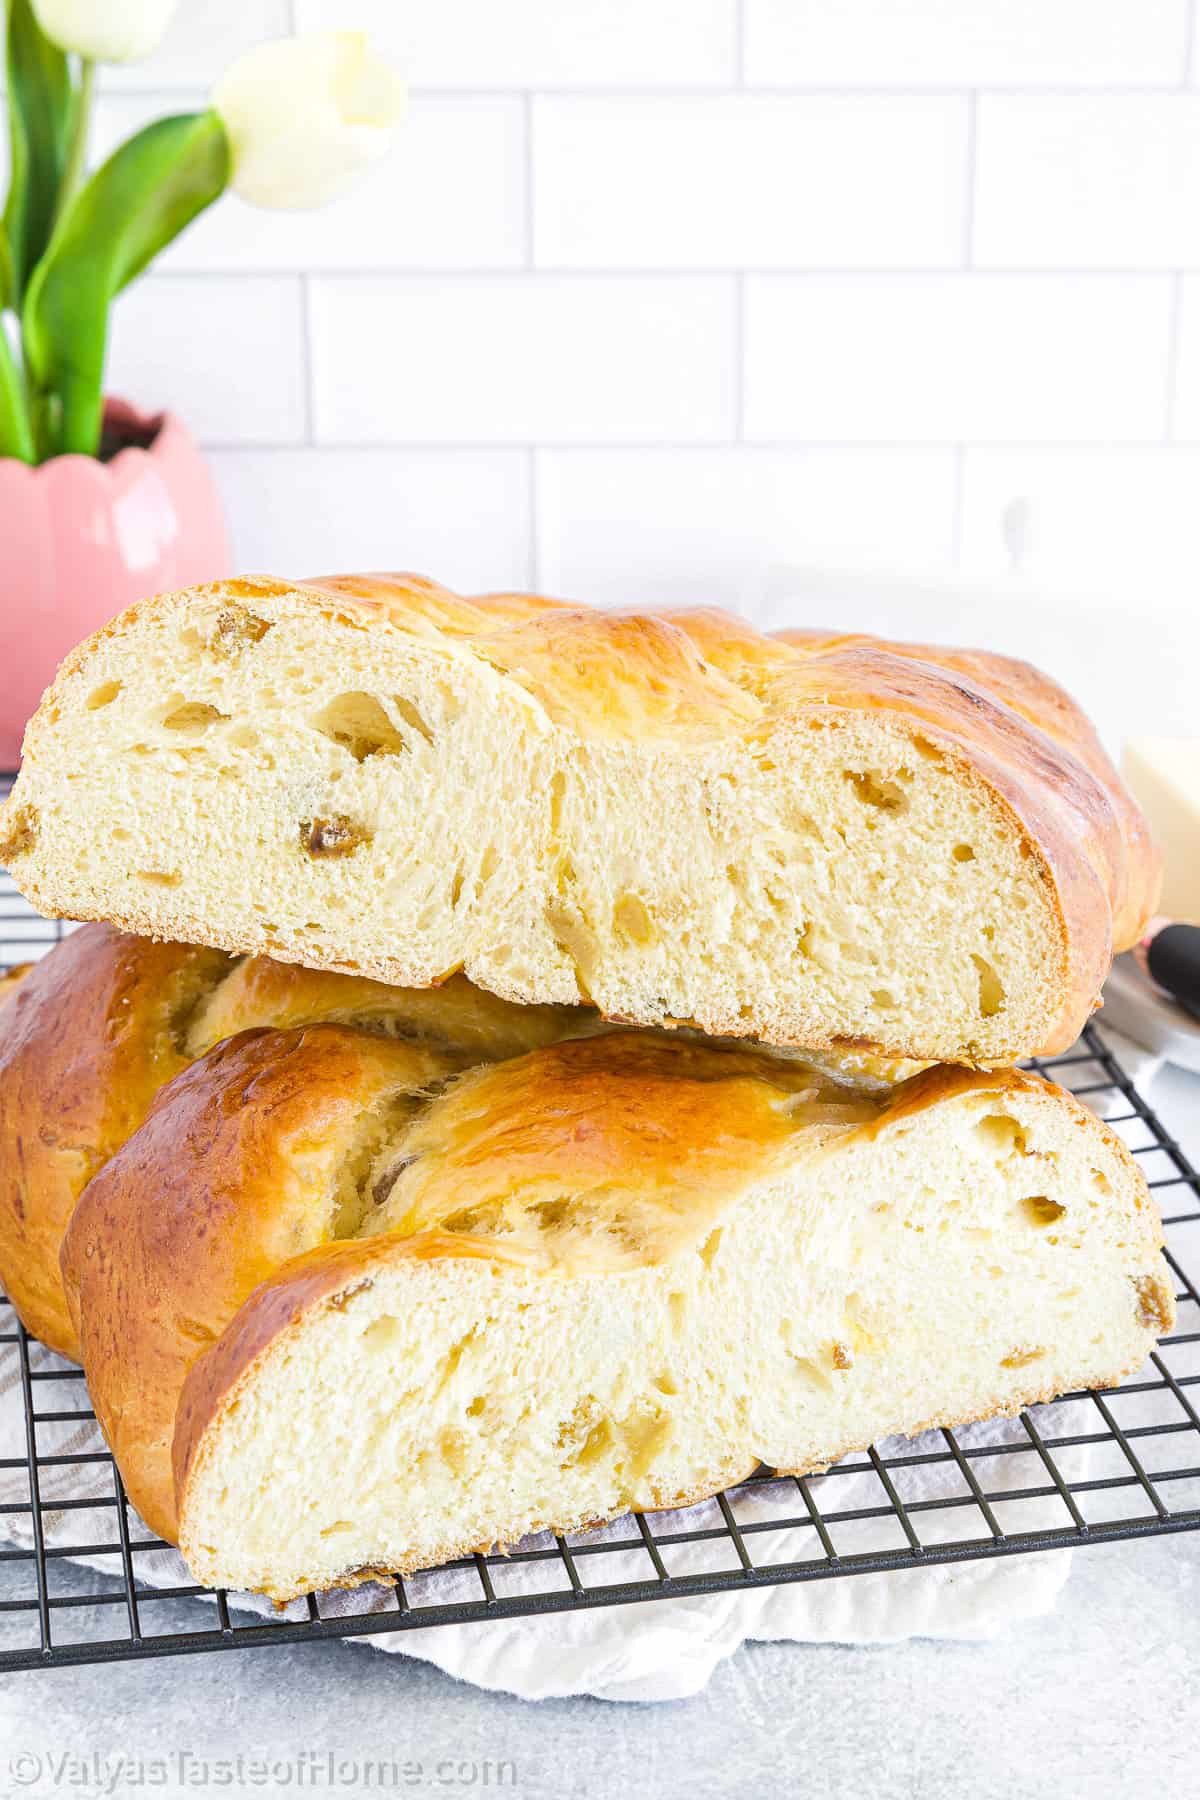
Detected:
left=0, top=874, right=1197, bottom=1673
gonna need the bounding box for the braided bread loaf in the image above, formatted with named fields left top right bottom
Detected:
left=0, top=925, right=911, bottom=1362
left=0, top=923, right=593, bottom=1359
left=58, top=1023, right=1168, bottom=1599
left=0, top=573, right=1158, bottom=1065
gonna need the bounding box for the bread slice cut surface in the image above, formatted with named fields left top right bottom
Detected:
left=1, top=573, right=1158, bottom=1063
left=59, top=1026, right=1171, bottom=1601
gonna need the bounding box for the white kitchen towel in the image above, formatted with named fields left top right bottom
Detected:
left=0, top=1033, right=1161, bottom=1702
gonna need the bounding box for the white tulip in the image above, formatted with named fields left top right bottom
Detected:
left=31, top=0, right=177, bottom=63
left=212, top=32, right=406, bottom=213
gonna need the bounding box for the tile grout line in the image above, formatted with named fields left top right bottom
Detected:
left=142, top=267, right=1190, bottom=282
left=528, top=449, right=541, bottom=588
left=298, top=274, right=316, bottom=448
left=963, top=91, right=978, bottom=268
left=1184, top=0, right=1198, bottom=85
left=1165, top=271, right=1184, bottom=442
left=523, top=93, right=536, bottom=269
left=734, top=272, right=746, bottom=442
left=521, top=86, right=540, bottom=581
left=99, top=81, right=1200, bottom=100
left=195, top=438, right=1200, bottom=455
left=951, top=445, right=967, bottom=565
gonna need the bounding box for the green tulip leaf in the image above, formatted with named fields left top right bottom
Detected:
left=0, top=321, right=35, bottom=463
left=0, top=221, right=14, bottom=311
left=23, top=110, right=230, bottom=458
left=3, top=0, right=73, bottom=303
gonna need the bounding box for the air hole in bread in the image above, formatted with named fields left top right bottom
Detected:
left=1001, top=1346, right=1046, bottom=1369
left=86, top=680, right=122, bottom=710
left=137, top=870, right=182, bottom=887
left=545, top=901, right=598, bottom=1003
left=797, top=920, right=840, bottom=970
left=829, top=1341, right=853, bottom=1370
left=441, top=1203, right=499, bottom=1237
left=653, top=1372, right=679, bottom=1396
left=613, top=892, right=655, bottom=946
left=845, top=770, right=908, bottom=813
left=393, top=695, right=435, bottom=745
left=621, top=1403, right=673, bottom=1480
left=872, top=988, right=897, bottom=1010
left=1092, top=1167, right=1113, bottom=1197
left=361, top=1314, right=404, bottom=1352
left=439, top=1328, right=482, bottom=1392
left=699, top=1227, right=723, bottom=1269
left=161, top=700, right=229, bottom=735
left=953, top=843, right=975, bottom=863
left=557, top=1399, right=614, bottom=1468
left=313, top=692, right=409, bottom=763
left=1021, top=1196, right=1066, bottom=1227
left=477, top=846, right=500, bottom=889
left=975, top=1113, right=1029, bottom=1157
left=844, top=1293, right=878, bottom=1354
left=573, top=1416, right=617, bottom=1470
left=319, top=1520, right=356, bottom=1538
left=548, top=769, right=567, bottom=843
left=301, top=815, right=371, bottom=859
left=790, top=1355, right=833, bottom=1394
left=971, top=955, right=1006, bottom=1018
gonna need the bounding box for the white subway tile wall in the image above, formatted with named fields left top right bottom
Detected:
left=309, top=277, right=738, bottom=444
left=101, top=0, right=1200, bottom=604
left=209, top=450, right=534, bottom=590
left=743, top=276, right=1172, bottom=443
left=532, top=97, right=969, bottom=268
left=536, top=450, right=956, bottom=609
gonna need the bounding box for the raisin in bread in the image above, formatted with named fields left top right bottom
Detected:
left=0, top=574, right=1159, bottom=1065
left=60, top=1025, right=1170, bottom=1599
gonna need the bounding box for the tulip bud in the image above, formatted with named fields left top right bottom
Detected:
left=31, top=0, right=178, bottom=63
left=212, top=32, right=406, bottom=213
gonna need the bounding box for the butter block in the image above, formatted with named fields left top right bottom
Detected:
left=1122, top=739, right=1200, bottom=924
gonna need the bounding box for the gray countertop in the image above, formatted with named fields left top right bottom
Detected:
left=2, top=1065, right=1198, bottom=1798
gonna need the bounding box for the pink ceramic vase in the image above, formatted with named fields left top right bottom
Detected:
left=0, top=398, right=231, bottom=767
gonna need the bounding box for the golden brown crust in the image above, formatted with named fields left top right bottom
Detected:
left=0, top=922, right=908, bottom=1370
left=0, top=927, right=233, bottom=1357
left=368, top=1031, right=876, bottom=1262
left=0, top=925, right=595, bottom=1361
left=62, top=1025, right=460, bottom=1542
left=4, top=572, right=1159, bottom=1061
left=186, top=952, right=594, bottom=1062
